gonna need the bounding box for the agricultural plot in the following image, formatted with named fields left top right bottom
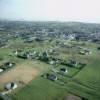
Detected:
left=11, top=77, right=68, bottom=100
left=65, top=43, right=100, bottom=100
left=0, top=39, right=100, bottom=100
left=0, top=61, right=39, bottom=93
left=54, top=65, right=80, bottom=77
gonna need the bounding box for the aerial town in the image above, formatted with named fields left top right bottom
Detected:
left=0, top=21, right=100, bottom=100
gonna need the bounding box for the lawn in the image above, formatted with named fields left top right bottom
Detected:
left=11, top=77, right=68, bottom=100
left=64, top=42, right=100, bottom=100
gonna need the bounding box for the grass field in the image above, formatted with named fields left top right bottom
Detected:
left=65, top=42, right=100, bottom=100
left=11, top=77, right=68, bottom=100
left=0, top=40, right=100, bottom=100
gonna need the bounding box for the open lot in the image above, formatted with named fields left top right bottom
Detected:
left=0, top=62, right=38, bottom=88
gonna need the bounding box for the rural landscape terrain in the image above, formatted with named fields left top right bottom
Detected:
left=0, top=21, right=100, bottom=100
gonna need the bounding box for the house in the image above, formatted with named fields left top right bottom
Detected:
left=79, top=49, right=92, bottom=55
left=68, top=60, right=78, bottom=67
left=14, top=50, right=18, bottom=56
left=60, top=68, right=68, bottom=73
left=42, top=51, right=49, bottom=57
left=59, top=68, right=68, bottom=75
left=48, top=49, right=54, bottom=53
left=48, top=48, right=56, bottom=55
left=17, top=50, right=39, bottom=60
left=0, top=68, right=3, bottom=73
left=24, top=38, right=33, bottom=43
left=39, top=51, right=49, bottom=62
left=84, top=49, right=92, bottom=55
left=79, top=51, right=86, bottom=55
left=17, top=52, right=28, bottom=59
left=49, top=60, right=55, bottom=65
left=31, top=51, right=39, bottom=59
left=4, top=62, right=15, bottom=68
left=67, top=34, right=76, bottom=40
left=0, top=62, right=15, bottom=71
left=17, top=54, right=27, bottom=59
left=5, top=82, right=17, bottom=90
left=46, top=74, right=57, bottom=81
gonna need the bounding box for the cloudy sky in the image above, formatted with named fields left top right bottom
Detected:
left=0, top=0, right=100, bottom=23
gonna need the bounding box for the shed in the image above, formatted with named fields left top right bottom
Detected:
left=60, top=68, right=68, bottom=73
left=49, top=60, right=55, bottom=65
left=5, top=82, right=17, bottom=90
left=0, top=68, right=3, bottom=73
left=47, top=74, right=57, bottom=81
left=4, top=62, right=15, bottom=67
left=69, top=60, right=78, bottom=67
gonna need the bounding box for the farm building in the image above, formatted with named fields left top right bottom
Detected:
left=42, top=51, right=49, bottom=57
left=39, top=51, right=49, bottom=62
left=67, top=60, right=78, bottom=67
left=0, top=62, right=15, bottom=70
left=17, top=54, right=27, bottom=59
left=14, top=50, right=18, bottom=56
left=17, top=52, right=28, bottom=59
left=86, top=50, right=92, bottom=54
left=79, top=49, right=92, bottom=55
left=60, top=68, right=68, bottom=73
left=0, top=68, right=3, bottom=73
left=5, top=82, right=17, bottom=90
left=46, top=74, right=57, bottom=81
left=49, top=60, right=56, bottom=65
left=3, top=62, right=15, bottom=68
left=48, top=49, right=54, bottom=53
left=79, top=51, right=86, bottom=55
left=48, top=48, right=56, bottom=55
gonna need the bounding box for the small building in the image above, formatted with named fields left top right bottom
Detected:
left=84, top=49, right=92, bottom=55
left=68, top=60, right=78, bottom=67
left=67, top=34, right=76, bottom=40
left=60, top=68, right=68, bottom=73
left=79, top=49, right=92, bottom=55
left=46, top=74, right=57, bottom=81
left=0, top=68, right=3, bottom=73
left=48, top=49, right=54, bottom=53
left=49, top=60, right=55, bottom=65
left=14, top=50, right=18, bottom=56
left=39, top=52, right=49, bottom=62
left=0, top=62, right=15, bottom=70
left=5, top=82, right=17, bottom=90
left=79, top=51, right=86, bottom=55
left=4, top=62, right=15, bottom=68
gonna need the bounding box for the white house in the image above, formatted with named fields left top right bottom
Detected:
left=5, top=82, right=17, bottom=90
left=0, top=68, right=3, bottom=73
left=60, top=68, right=68, bottom=74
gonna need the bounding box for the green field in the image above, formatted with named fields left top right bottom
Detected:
left=0, top=39, right=100, bottom=100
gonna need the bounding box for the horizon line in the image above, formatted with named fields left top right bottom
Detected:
left=0, top=19, right=100, bottom=24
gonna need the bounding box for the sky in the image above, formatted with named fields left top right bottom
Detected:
left=0, top=0, right=100, bottom=23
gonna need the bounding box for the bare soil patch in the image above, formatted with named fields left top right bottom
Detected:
left=0, top=63, right=38, bottom=85
left=66, top=94, right=81, bottom=100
